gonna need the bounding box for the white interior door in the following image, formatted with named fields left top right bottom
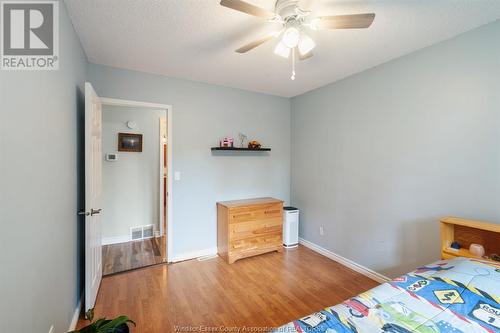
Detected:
left=84, top=82, right=103, bottom=312
left=159, top=117, right=167, bottom=237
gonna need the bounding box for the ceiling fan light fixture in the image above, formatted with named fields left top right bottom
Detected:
left=306, top=18, right=321, bottom=31
left=282, top=27, right=300, bottom=48
left=274, top=41, right=291, bottom=58
left=298, top=33, right=316, bottom=56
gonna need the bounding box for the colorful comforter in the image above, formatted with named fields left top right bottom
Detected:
left=273, top=257, right=500, bottom=333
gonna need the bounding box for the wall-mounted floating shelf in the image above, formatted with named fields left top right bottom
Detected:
left=211, top=147, right=271, bottom=151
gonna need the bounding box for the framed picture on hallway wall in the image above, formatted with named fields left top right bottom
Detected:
left=118, top=133, right=143, bottom=152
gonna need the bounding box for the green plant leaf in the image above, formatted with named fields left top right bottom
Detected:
left=68, top=322, right=98, bottom=333
left=69, top=315, right=135, bottom=333
left=99, top=316, right=131, bottom=329
left=85, top=308, right=95, bottom=322
left=93, top=318, right=108, bottom=328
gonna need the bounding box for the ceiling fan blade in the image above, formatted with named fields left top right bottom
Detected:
left=236, top=30, right=282, bottom=53
left=299, top=51, right=313, bottom=60
left=220, top=0, right=276, bottom=19
left=299, top=0, right=315, bottom=11
left=317, top=13, right=375, bottom=29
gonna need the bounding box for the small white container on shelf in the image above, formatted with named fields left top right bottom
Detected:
left=469, top=243, right=485, bottom=257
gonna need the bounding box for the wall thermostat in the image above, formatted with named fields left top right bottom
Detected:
left=105, top=153, right=119, bottom=162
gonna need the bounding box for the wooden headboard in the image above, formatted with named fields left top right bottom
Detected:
left=440, top=216, right=500, bottom=263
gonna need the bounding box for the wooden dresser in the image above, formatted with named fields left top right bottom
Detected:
left=217, top=197, right=283, bottom=264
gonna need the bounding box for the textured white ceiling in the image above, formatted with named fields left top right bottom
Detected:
left=65, top=0, right=500, bottom=97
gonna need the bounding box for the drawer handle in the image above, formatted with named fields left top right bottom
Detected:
left=233, top=213, right=252, bottom=218
left=252, top=227, right=268, bottom=235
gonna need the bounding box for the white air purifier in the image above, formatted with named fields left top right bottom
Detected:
left=283, top=206, right=299, bottom=248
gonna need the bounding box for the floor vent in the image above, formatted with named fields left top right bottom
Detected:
left=143, top=225, right=154, bottom=238
left=130, top=225, right=155, bottom=241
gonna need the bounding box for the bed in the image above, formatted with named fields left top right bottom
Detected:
left=273, top=257, right=500, bottom=333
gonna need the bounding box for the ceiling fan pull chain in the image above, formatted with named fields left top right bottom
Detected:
left=291, top=48, right=296, bottom=81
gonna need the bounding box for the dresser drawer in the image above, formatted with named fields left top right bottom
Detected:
left=230, top=233, right=282, bottom=253
left=229, top=203, right=282, bottom=223
left=229, top=218, right=282, bottom=240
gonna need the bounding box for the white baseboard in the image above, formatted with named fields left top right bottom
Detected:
left=68, top=297, right=82, bottom=331
left=102, top=235, right=130, bottom=245
left=299, top=238, right=390, bottom=284
left=171, top=247, right=218, bottom=263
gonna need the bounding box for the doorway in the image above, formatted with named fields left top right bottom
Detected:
left=99, top=98, right=172, bottom=276
left=83, top=84, right=173, bottom=311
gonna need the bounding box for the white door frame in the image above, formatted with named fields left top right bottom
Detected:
left=100, top=97, right=174, bottom=262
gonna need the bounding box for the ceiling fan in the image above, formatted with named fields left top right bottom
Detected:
left=220, top=0, right=375, bottom=80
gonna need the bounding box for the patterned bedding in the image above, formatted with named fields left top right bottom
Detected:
left=273, top=257, right=500, bottom=333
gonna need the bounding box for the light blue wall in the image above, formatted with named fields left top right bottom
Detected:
left=291, top=20, right=500, bottom=277
left=101, top=106, right=165, bottom=240
left=0, top=1, right=87, bottom=332
left=87, top=64, right=291, bottom=258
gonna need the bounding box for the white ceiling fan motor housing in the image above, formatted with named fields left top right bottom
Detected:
left=275, top=0, right=301, bottom=19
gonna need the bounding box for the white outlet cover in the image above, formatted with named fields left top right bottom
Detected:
left=174, top=171, right=181, bottom=181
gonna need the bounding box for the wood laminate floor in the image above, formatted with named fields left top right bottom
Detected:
left=79, top=245, right=379, bottom=332
left=102, top=236, right=166, bottom=275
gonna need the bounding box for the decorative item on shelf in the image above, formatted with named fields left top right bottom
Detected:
left=238, top=133, right=247, bottom=148
left=220, top=137, right=234, bottom=148
left=469, top=243, right=485, bottom=257
left=118, top=133, right=143, bottom=152
left=450, top=241, right=461, bottom=250
left=248, top=140, right=261, bottom=149
left=491, top=254, right=500, bottom=262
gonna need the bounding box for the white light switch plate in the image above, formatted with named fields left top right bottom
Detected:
left=174, top=171, right=181, bottom=181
